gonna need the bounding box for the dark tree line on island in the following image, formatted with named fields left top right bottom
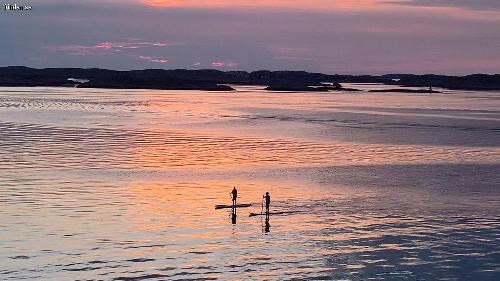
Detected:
left=1, top=66, right=499, bottom=92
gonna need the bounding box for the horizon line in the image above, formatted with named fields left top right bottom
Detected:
left=2, top=65, right=499, bottom=77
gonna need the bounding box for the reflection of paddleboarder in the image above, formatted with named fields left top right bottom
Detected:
left=263, top=192, right=270, bottom=215
left=231, top=186, right=238, bottom=206
left=231, top=207, right=237, bottom=225
left=264, top=217, right=270, bottom=233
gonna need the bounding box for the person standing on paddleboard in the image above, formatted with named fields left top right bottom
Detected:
left=231, top=186, right=238, bottom=206
left=264, top=192, right=270, bottom=215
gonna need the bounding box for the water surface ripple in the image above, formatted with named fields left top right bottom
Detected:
left=0, top=86, right=499, bottom=280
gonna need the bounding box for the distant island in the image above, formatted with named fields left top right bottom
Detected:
left=1, top=66, right=499, bottom=92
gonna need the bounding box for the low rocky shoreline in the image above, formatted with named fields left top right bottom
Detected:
left=0, top=66, right=498, bottom=92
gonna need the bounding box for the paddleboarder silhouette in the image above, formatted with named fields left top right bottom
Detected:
left=263, top=192, right=270, bottom=218
left=231, top=186, right=238, bottom=206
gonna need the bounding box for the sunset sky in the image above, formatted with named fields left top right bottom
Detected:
left=1, top=0, right=499, bottom=74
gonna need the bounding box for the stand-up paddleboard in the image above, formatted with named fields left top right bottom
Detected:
left=215, top=203, right=252, bottom=210
left=249, top=211, right=297, bottom=217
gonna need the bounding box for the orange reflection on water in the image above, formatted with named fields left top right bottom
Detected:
left=125, top=128, right=499, bottom=171
left=124, top=178, right=326, bottom=233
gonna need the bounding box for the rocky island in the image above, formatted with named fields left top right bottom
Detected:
left=0, top=66, right=499, bottom=92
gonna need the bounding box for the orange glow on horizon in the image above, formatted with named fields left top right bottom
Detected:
left=139, top=0, right=500, bottom=22
left=143, top=0, right=182, bottom=7
left=141, top=0, right=393, bottom=10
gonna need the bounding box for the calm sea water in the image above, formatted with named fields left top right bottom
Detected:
left=1, top=85, right=499, bottom=280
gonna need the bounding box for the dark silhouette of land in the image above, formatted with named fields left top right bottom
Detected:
left=1, top=66, right=499, bottom=91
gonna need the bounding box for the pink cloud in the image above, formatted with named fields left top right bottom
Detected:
left=211, top=61, right=237, bottom=68
left=211, top=62, right=225, bottom=68
left=96, top=42, right=113, bottom=49
left=49, top=40, right=170, bottom=55
left=139, top=55, right=168, bottom=63
left=152, top=42, right=168, bottom=47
